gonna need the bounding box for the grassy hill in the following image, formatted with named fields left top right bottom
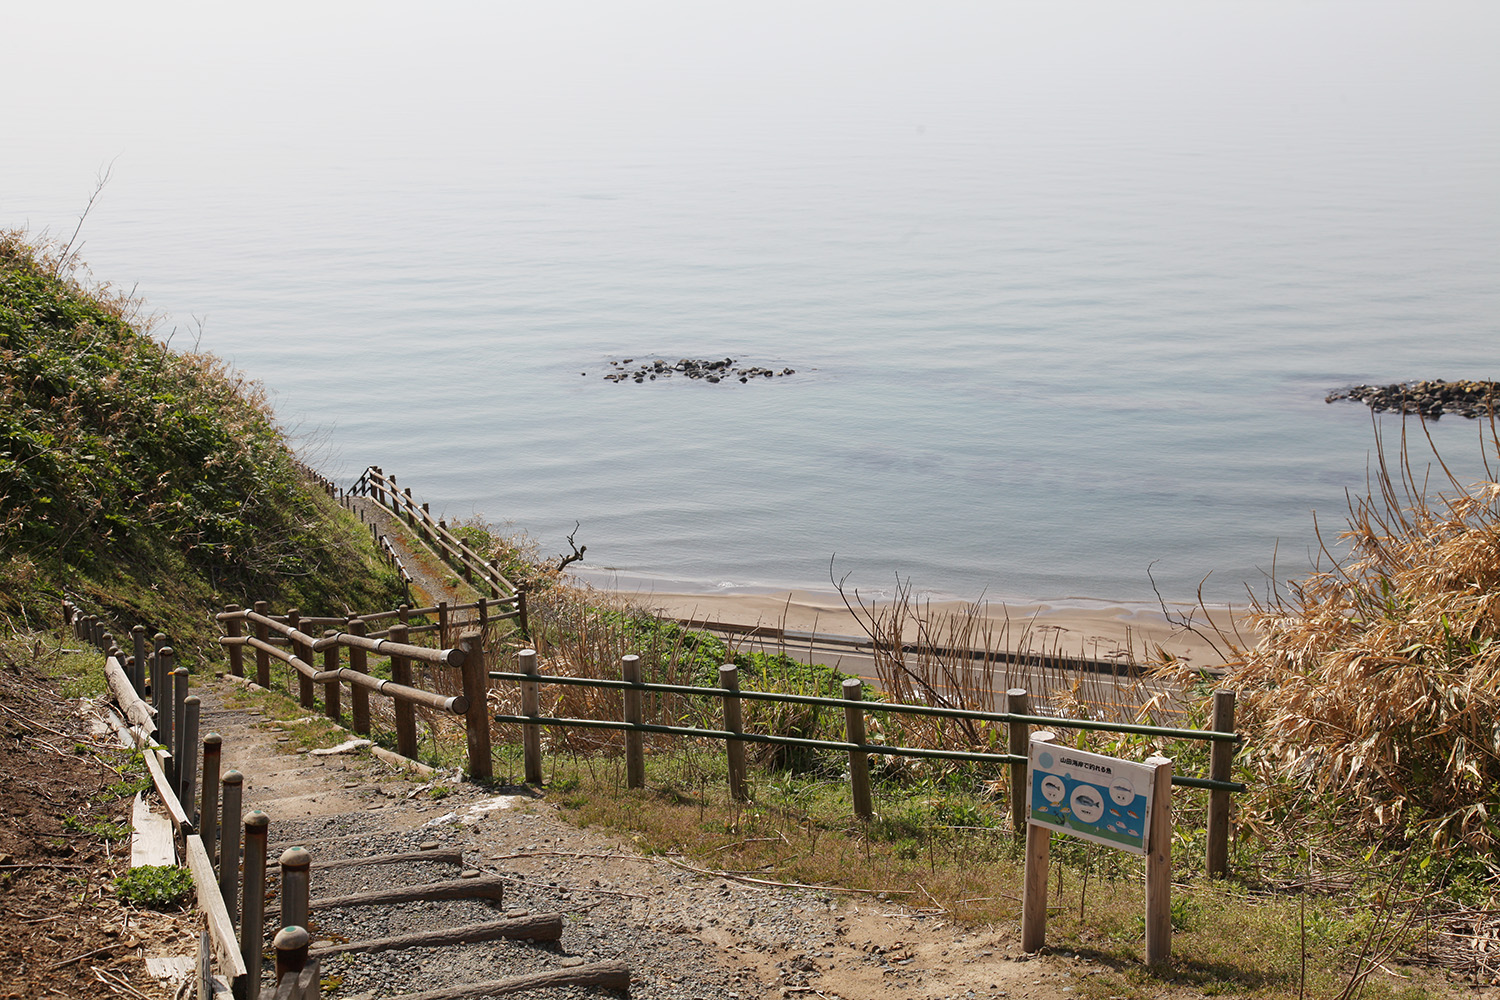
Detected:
left=0, top=232, right=402, bottom=659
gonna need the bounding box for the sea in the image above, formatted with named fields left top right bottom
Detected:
left=4, top=2, right=1497, bottom=610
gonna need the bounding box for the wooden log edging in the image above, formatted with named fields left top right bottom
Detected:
left=308, top=913, right=564, bottom=958
left=309, top=875, right=508, bottom=912
left=275, top=847, right=463, bottom=872
left=384, top=960, right=630, bottom=1000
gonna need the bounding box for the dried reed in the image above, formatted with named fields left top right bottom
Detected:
left=1227, top=415, right=1500, bottom=850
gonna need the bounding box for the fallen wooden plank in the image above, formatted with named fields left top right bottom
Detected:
left=308, top=913, right=563, bottom=958
left=386, top=960, right=630, bottom=1000
left=183, top=834, right=249, bottom=988
left=274, top=848, right=463, bottom=872
left=310, top=875, right=506, bottom=911
left=131, top=793, right=175, bottom=867
left=142, top=744, right=191, bottom=834
left=309, top=738, right=372, bottom=756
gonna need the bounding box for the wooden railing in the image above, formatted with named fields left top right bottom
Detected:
left=215, top=600, right=512, bottom=781
left=65, top=600, right=308, bottom=999
left=350, top=466, right=520, bottom=599
left=488, top=651, right=1247, bottom=877
left=76, top=595, right=617, bottom=998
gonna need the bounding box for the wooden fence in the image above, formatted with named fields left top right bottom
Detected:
left=350, top=466, right=520, bottom=599
left=214, top=596, right=523, bottom=780
left=74, top=598, right=629, bottom=998
left=487, top=650, right=1247, bottom=877
left=65, top=600, right=319, bottom=999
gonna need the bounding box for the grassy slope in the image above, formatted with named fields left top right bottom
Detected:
left=0, top=233, right=402, bottom=660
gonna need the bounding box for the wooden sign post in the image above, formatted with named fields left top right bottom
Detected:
left=1021, top=732, right=1174, bottom=965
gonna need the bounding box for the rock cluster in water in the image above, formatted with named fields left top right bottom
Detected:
left=595, top=357, right=796, bottom=384
left=1326, top=379, right=1500, bottom=419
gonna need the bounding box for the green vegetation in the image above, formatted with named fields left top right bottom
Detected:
left=114, top=864, right=195, bottom=909
left=0, top=232, right=403, bottom=656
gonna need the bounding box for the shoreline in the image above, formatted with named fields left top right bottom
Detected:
left=578, top=576, right=1253, bottom=668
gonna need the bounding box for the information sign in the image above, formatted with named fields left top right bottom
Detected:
left=1029, top=740, right=1156, bottom=854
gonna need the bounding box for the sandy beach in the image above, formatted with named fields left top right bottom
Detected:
left=597, top=585, right=1253, bottom=669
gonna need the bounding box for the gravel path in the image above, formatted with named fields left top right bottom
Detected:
left=209, top=717, right=1083, bottom=1000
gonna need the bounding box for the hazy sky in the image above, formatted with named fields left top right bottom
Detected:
left=7, top=1, right=1497, bottom=196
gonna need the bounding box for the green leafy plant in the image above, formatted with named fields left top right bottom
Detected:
left=62, top=814, right=132, bottom=840
left=115, top=864, right=194, bottom=909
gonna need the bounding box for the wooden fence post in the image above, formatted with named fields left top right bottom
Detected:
left=1021, top=731, right=1056, bottom=953
left=253, top=602, right=271, bottom=687
left=439, top=601, right=450, bottom=649
left=151, top=634, right=168, bottom=719
left=519, top=648, right=543, bottom=785
left=348, top=619, right=370, bottom=735
left=459, top=631, right=492, bottom=780
left=1145, top=755, right=1174, bottom=966
left=720, top=665, right=748, bottom=802
left=201, top=734, right=221, bottom=867
left=131, top=625, right=147, bottom=696
left=173, top=666, right=189, bottom=787
left=280, top=847, right=311, bottom=930
left=321, top=631, right=341, bottom=721
left=287, top=609, right=313, bottom=708
left=1206, top=690, right=1236, bottom=877
left=842, top=679, right=873, bottom=820
left=180, top=695, right=200, bottom=821
left=622, top=655, right=644, bottom=789
left=1007, top=688, right=1030, bottom=836
left=274, top=925, right=310, bottom=985
left=517, top=589, right=531, bottom=639
left=241, top=811, right=269, bottom=1000
left=389, top=624, right=418, bottom=759
left=157, top=648, right=176, bottom=782
left=220, top=771, right=243, bottom=922
left=224, top=605, right=243, bottom=678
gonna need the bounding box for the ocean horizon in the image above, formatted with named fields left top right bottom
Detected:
left=4, top=2, right=1496, bottom=611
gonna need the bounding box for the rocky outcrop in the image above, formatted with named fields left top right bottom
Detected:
left=1326, top=380, right=1499, bottom=419
left=595, top=357, right=797, bottom=384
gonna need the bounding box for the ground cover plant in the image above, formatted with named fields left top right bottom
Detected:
left=0, top=231, right=404, bottom=653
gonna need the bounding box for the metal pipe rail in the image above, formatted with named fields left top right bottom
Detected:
left=493, top=712, right=1019, bottom=764
left=487, top=671, right=1242, bottom=745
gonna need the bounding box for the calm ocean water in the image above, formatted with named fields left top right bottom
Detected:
left=5, top=3, right=1497, bottom=608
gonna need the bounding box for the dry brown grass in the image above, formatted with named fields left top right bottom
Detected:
left=1224, top=417, right=1500, bottom=851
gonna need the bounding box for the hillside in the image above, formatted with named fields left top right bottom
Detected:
left=0, top=232, right=402, bottom=656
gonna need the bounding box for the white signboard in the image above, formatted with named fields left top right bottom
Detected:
left=1029, top=739, right=1156, bottom=855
